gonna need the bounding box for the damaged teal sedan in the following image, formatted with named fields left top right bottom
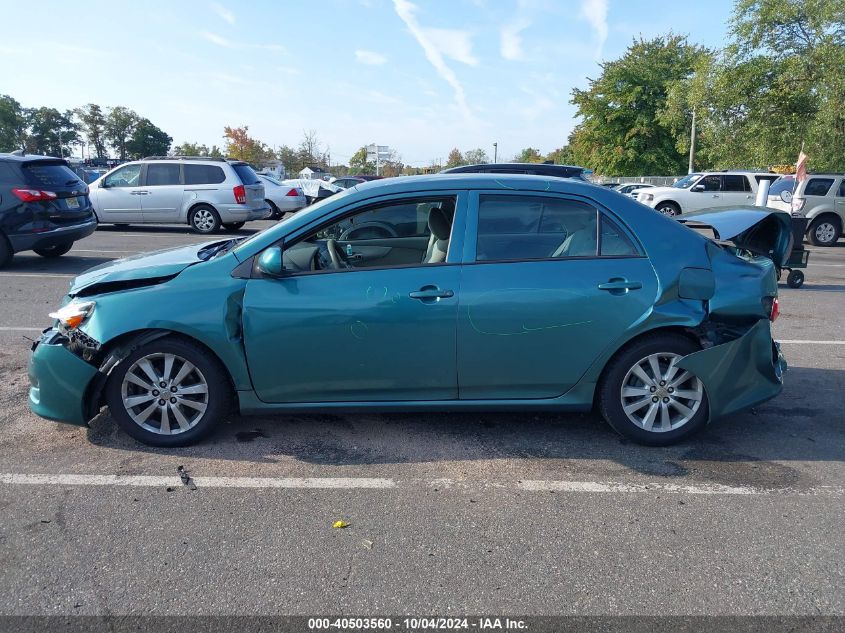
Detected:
left=28, top=175, right=788, bottom=447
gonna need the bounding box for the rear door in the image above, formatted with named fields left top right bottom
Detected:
left=836, top=179, right=845, bottom=217
left=95, top=164, right=143, bottom=222
left=457, top=191, right=658, bottom=399
left=140, top=162, right=183, bottom=222
left=231, top=163, right=265, bottom=210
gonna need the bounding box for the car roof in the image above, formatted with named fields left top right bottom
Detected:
left=0, top=152, right=67, bottom=164
left=441, top=163, right=587, bottom=177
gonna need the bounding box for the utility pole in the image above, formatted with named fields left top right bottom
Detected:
left=493, top=142, right=498, bottom=163
left=687, top=108, right=696, bottom=174
left=58, top=128, right=64, bottom=158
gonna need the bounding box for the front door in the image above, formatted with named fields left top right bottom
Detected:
left=688, top=174, right=722, bottom=211
left=719, top=174, right=754, bottom=207
left=95, top=164, right=143, bottom=222
left=457, top=192, right=659, bottom=399
left=141, top=162, right=184, bottom=223
left=242, top=194, right=464, bottom=403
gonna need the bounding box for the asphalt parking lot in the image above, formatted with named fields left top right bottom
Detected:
left=0, top=221, right=843, bottom=617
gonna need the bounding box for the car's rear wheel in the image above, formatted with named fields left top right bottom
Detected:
left=0, top=233, right=12, bottom=269
left=222, top=222, right=245, bottom=232
left=807, top=216, right=841, bottom=246
left=33, top=241, right=73, bottom=257
left=656, top=202, right=681, bottom=217
left=189, top=205, right=221, bottom=234
left=598, top=334, right=709, bottom=446
left=267, top=200, right=282, bottom=220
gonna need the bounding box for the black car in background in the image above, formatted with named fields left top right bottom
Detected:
left=441, top=162, right=592, bottom=181
left=0, top=153, right=97, bottom=268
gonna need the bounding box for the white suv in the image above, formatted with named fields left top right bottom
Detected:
left=637, top=171, right=779, bottom=216
left=89, top=157, right=270, bottom=234
left=768, top=174, right=844, bottom=246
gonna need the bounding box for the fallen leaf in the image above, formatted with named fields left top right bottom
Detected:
left=332, top=520, right=350, bottom=529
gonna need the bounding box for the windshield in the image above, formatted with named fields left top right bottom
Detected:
left=768, top=177, right=796, bottom=196
left=672, top=173, right=702, bottom=189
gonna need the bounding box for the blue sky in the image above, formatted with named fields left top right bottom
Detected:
left=0, top=0, right=735, bottom=166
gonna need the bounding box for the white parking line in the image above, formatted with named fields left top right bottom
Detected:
left=70, top=250, right=135, bottom=255
left=778, top=340, right=845, bottom=345
left=0, top=474, right=841, bottom=496
left=0, top=272, right=73, bottom=279
left=0, top=327, right=42, bottom=332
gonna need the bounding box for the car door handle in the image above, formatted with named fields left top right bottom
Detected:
left=598, top=279, right=642, bottom=294
left=409, top=286, right=454, bottom=300
left=712, top=194, right=720, bottom=198
left=130, top=191, right=150, bottom=195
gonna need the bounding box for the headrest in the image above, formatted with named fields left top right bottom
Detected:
left=428, top=206, right=452, bottom=240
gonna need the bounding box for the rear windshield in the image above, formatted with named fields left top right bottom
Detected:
left=232, top=163, right=260, bottom=185
left=22, top=161, right=82, bottom=188
left=768, top=178, right=795, bottom=196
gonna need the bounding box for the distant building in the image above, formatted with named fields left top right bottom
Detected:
left=298, top=166, right=332, bottom=180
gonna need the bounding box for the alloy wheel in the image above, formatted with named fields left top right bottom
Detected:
left=192, top=209, right=216, bottom=232
left=814, top=222, right=837, bottom=244
left=120, top=352, right=209, bottom=435
left=620, top=352, right=703, bottom=432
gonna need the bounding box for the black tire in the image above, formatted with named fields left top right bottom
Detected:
left=655, top=202, right=681, bottom=217
left=104, top=336, right=232, bottom=447
left=33, top=241, right=73, bottom=258
left=786, top=269, right=804, bottom=288
left=189, top=205, right=221, bottom=234
left=807, top=216, right=841, bottom=247
left=267, top=200, right=282, bottom=220
left=0, top=233, right=12, bottom=269
left=598, top=333, right=709, bottom=446
left=222, top=222, right=246, bottom=232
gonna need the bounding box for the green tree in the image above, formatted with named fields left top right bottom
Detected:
left=546, top=145, right=576, bottom=165
left=445, top=148, right=464, bottom=168
left=348, top=146, right=376, bottom=174
left=463, top=148, right=490, bottom=164
left=105, top=106, right=140, bottom=160
left=125, top=118, right=172, bottom=159
left=513, top=147, right=543, bottom=163
left=0, top=95, right=28, bottom=152
left=569, top=34, right=708, bottom=175
left=276, top=145, right=300, bottom=173
left=25, top=107, right=80, bottom=157
left=666, top=0, right=845, bottom=171
left=76, top=103, right=108, bottom=158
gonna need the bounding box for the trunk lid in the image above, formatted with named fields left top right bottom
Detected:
left=678, top=206, right=793, bottom=268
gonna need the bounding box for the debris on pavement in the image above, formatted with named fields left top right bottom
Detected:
left=332, top=520, right=350, bottom=529
left=177, top=465, right=197, bottom=491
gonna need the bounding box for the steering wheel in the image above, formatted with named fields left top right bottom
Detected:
left=325, top=239, right=351, bottom=270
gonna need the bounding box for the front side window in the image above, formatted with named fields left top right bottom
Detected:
left=805, top=178, right=834, bottom=197
left=284, top=197, right=456, bottom=273
left=104, top=164, right=142, bottom=187
left=145, top=163, right=180, bottom=186
left=698, top=175, right=721, bottom=192
left=476, top=195, right=599, bottom=261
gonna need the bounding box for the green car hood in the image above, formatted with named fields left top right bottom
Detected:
left=68, top=242, right=218, bottom=296
left=679, top=206, right=793, bottom=268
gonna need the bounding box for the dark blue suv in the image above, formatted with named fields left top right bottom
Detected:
left=0, top=153, right=97, bottom=267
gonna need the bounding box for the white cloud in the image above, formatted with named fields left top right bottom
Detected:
left=500, top=18, right=531, bottom=61
left=424, top=28, right=478, bottom=66
left=211, top=2, right=235, bottom=25
left=579, top=0, right=608, bottom=60
left=355, top=49, right=387, bottom=65
left=201, top=31, right=233, bottom=48
left=392, top=0, right=475, bottom=122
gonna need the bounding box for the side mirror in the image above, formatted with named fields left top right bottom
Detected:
left=256, top=246, right=285, bottom=277
left=100, top=180, right=109, bottom=188
left=691, top=184, right=704, bottom=192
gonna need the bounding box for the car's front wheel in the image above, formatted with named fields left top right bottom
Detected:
left=189, top=205, right=221, bottom=234
left=33, top=241, right=73, bottom=257
left=807, top=216, right=841, bottom=246
left=104, top=337, right=231, bottom=447
left=655, top=202, right=681, bottom=217
left=0, top=233, right=12, bottom=268
left=598, top=334, right=709, bottom=446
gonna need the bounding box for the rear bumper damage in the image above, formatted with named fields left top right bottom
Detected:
left=677, top=319, right=786, bottom=421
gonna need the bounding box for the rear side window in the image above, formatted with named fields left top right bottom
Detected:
left=476, top=195, right=599, bottom=261
left=722, top=175, right=750, bottom=192
left=805, top=178, right=834, bottom=196
left=22, top=161, right=81, bottom=188
left=184, top=164, right=226, bottom=185
left=600, top=215, right=639, bottom=256
left=145, top=163, right=181, bottom=186
left=838, top=181, right=845, bottom=197
left=232, top=163, right=260, bottom=184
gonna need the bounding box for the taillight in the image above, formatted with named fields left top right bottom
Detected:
left=285, top=188, right=299, bottom=197
left=770, top=297, right=779, bottom=322
left=233, top=185, right=246, bottom=204
left=12, top=188, right=57, bottom=202
left=791, top=198, right=805, bottom=213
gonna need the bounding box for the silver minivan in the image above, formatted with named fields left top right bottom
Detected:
left=88, top=157, right=270, bottom=234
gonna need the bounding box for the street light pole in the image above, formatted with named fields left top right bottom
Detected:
left=688, top=109, right=696, bottom=174
left=493, top=142, right=497, bottom=163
